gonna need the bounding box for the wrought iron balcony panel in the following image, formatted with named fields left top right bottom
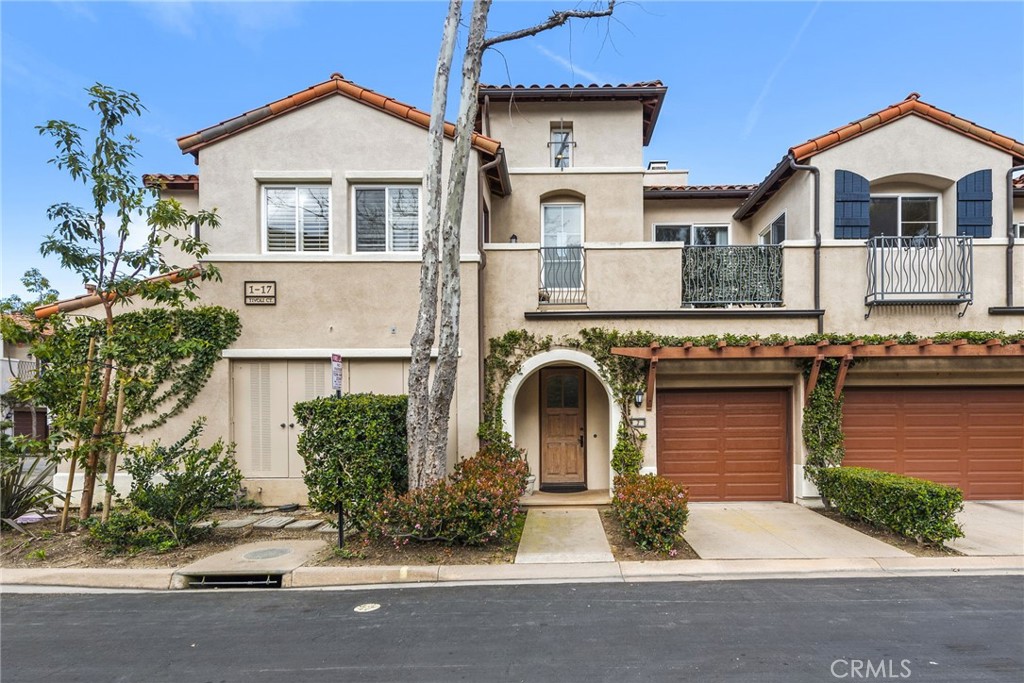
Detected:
left=681, top=245, right=783, bottom=307
left=865, top=236, right=973, bottom=307
left=539, top=246, right=586, bottom=305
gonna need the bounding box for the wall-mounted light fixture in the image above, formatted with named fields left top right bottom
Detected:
left=509, top=233, right=518, bottom=243
left=634, top=388, right=644, bottom=407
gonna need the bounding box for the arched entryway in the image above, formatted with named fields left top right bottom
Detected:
left=501, top=350, right=619, bottom=493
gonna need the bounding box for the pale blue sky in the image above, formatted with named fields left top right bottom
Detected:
left=3, top=1, right=1022, bottom=299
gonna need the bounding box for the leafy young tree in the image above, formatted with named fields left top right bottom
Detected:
left=35, top=83, right=222, bottom=519
left=407, top=0, right=616, bottom=488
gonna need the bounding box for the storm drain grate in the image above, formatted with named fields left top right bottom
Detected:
left=186, top=574, right=283, bottom=589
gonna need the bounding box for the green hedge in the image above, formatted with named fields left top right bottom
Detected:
left=817, top=466, right=964, bottom=544
left=612, top=474, right=689, bottom=553
left=370, top=448, right=529, bottom=546
left=294, top=394, right=408, bottom=527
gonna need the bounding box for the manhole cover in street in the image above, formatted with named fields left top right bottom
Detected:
left=243, top=548, right=291, bottom=561
left=354, top=603, right=381, bottom=613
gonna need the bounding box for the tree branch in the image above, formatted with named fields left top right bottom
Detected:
left=482, top=0, right=615, bottom=48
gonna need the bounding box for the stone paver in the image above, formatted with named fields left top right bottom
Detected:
left=217, top=516, right=260, bottom=529
left=253, top=516, right=295, bottom=530
left=286, top=519, right=324, bottom=531
left=949, top=501, right=1024, bottom=556
left=515, top=508, right=614, bottom=564
left=685, top=502, right=912, bottom=560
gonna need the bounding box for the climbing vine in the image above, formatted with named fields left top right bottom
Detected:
left=800, top=359, right=846, bottom=488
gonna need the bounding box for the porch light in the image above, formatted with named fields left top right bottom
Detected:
left=634, top=388, right=644, bottom=407
left=510, top=233, right=518, bottom=243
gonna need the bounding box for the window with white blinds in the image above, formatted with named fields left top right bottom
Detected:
left=354, top=186, right=420, bottom=252
left=264, top=185, right=330, bottom=252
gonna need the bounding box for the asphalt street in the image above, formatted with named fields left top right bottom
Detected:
left=2, top=577, right=1022, bottom=682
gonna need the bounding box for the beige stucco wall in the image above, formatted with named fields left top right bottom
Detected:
left=488, top=172, right=645, bottom=244
left=486, top=101, right=643, bottom=169
left=742, top=171, right=814, bottom=243
left=811, top=115, right=1012, bottom=242
left=196, top=95, right=481, bottom=256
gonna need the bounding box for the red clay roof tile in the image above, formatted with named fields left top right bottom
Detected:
left=142, top=174, right=199, bottom=191
left=178, top=73, right=501, bottom=157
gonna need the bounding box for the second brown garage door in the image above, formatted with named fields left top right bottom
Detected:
left=657, top=390, right=789, bottom=501
left=843, top=387, right=1024, bottom=500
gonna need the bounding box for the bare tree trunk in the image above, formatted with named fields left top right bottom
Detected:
left=425, top=0, right=493, bottom=479
left=79, top=305, right=115, bottom=520
left=59, top=337, right=96, bottom=533
left=408, top=0, right=463, bottom=490
left=101, top=377, right=126, bottom=523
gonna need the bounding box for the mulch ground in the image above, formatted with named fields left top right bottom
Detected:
left=812, top=508, right=963, bottom=557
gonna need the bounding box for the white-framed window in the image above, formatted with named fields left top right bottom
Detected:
left=760, top=213, right=786, bottom=245
left=541, top=202, right=584, bottom=290
left=869, top=194, right=939, bottom=238
left=654, top=224, right=729, bottom=245
left=353, top=185, right=421, bottom=252
left=263, top=185, right=330, bottom=253
left=1015, top=223, right=1024, bottom=239
left=549, top=123, right=574, bottom=168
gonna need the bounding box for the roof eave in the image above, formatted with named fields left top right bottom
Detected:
left=733, top=156, right=793, bottom=221
left=645, top=189, right=752, bottom=200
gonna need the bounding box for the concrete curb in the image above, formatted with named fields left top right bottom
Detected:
left=3, top=556, right=1022, bottom=592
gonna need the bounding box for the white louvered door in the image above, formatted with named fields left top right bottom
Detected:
left=232, top=360, right=331, bottom=478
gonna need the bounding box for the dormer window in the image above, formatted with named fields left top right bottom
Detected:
left=549, top=123, right=574, bottom=168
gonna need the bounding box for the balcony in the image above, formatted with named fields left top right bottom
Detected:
left=681, top=245, right=783, bottom=307
left=539, top=246, right=586, bottom=305
left=864, top=236, right=973, bottom=310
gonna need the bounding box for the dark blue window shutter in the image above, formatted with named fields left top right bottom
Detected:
left=957, top=170, right=992, bottom=238
left=834, top=170, right=870, bottom=239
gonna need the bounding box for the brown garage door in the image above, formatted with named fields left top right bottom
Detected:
left=843, top=387, right=1024, bottom=500
left=657, top=390, right=789, bottom=501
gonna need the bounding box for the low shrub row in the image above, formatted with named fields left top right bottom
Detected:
left=612, top=474, right=689, bottom=553
left=370, top=447, right=529, bottom=546
left=817, top=466, right=964, bottom=544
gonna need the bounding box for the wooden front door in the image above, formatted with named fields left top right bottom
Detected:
left=540, top=367, right=586, bottom=490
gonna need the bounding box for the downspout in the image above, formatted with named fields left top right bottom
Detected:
left=1006, top=165, right=1024, bottom=307
left=787, top=153, right=823, bottom=334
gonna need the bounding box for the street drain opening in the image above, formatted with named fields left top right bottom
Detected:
left=186, top=574, right=283, bottom=589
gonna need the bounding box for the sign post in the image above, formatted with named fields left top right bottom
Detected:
left=331, top=353, right=343, bottom=398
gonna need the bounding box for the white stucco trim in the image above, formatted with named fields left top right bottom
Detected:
left=223, top=347, right=457, bottom=359
left=500, top=348, right=622, bottom=492
left=206, top=254, right=482, bottom=263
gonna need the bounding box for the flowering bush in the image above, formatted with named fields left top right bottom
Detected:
left=612, top=474, right=689, bottom=553
left=370, top=448, right=529, bottom=546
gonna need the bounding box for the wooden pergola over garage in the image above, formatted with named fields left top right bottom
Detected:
left=611, top=339, right=1024, bottom=501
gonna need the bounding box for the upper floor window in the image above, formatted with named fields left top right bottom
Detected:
left=549, top=123, right=574, bottom=168
left=760, top=213, right=786, bottom=245
left=654, top=224, right=729, bottom=245
left=264, top=185, right=330, bottom=252
left=869, top=195, right=938, bottom=238
left=354, top=186, right=420, bottom=252
left=1015, top=223, right=1024, bottom=239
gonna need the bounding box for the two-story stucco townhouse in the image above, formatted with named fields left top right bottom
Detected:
left=46, top=73, right=1024, bottom=505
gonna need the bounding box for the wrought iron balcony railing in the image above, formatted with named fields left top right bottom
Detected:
left=682, top=245, right=783, bottom=307
left=865, top=236, right=973, bottom=309
left=539, top=246, right=586, bottom=305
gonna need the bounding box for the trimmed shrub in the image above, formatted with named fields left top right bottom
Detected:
left=817, top=466, right=964, bottom=544
left=371, top=448, right=529, bottom=546
left=294, top=394, right=408, bottom=528
left=86, top=420, right=243, bottom=551
left=611, top=422, right=645, bottom=476
left=612, top=474, right=689, bottom=553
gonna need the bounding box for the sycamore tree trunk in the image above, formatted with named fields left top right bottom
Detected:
left=407, top=0, right=616, bottom=488
left=79, top=302, right=114, bottom=519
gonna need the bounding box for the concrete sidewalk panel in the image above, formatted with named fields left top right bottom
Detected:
left=291, top=565, right=440, bottom=587
left=174, top=540, right=327, bottom=579
left=0, top=568, right=174, bottom=590
left=620, top=558, right=885, bottom=581
left=439, top=562, right=621, bottom=583
left=685, top=503, right=912, bottom=559
left=515, top=508, right=614, bottom=564
left=948, top=502, right=1024, bottom=556
left=874, top=556, right=1024, bottom=575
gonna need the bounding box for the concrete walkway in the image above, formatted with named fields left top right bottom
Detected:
left=515, top=508, right=614, bottom=564
left=685, top=502, right=912, bottom=559
left=950, top=501, right=1024, bottom=556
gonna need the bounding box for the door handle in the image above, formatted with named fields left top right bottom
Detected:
left=578, top=433, right=585, bottom=447
left=280, top=423, right=287, bottom=429
left=289, top=423, right=295, bottom=428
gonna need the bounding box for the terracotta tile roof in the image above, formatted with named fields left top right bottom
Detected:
left=647, top=184, right=759, bottom=192
left=478, top=81, right=667, bottom=145
left=645, top=184, right=756, bottom=199
left=178, top=73, right=501, bottom=157
left=142, top=174, right=199, bottom=191
left=34, top=268, right=202, bottom=320
left=790, top=92, right=1024, bottom=162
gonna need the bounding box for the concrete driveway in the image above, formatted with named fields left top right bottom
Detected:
left=948, top=501, right=1024, bottom=556
left=684, top=502, right=912, bottom=560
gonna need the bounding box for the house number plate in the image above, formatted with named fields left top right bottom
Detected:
left=244, top=281, right=277, bottom=305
